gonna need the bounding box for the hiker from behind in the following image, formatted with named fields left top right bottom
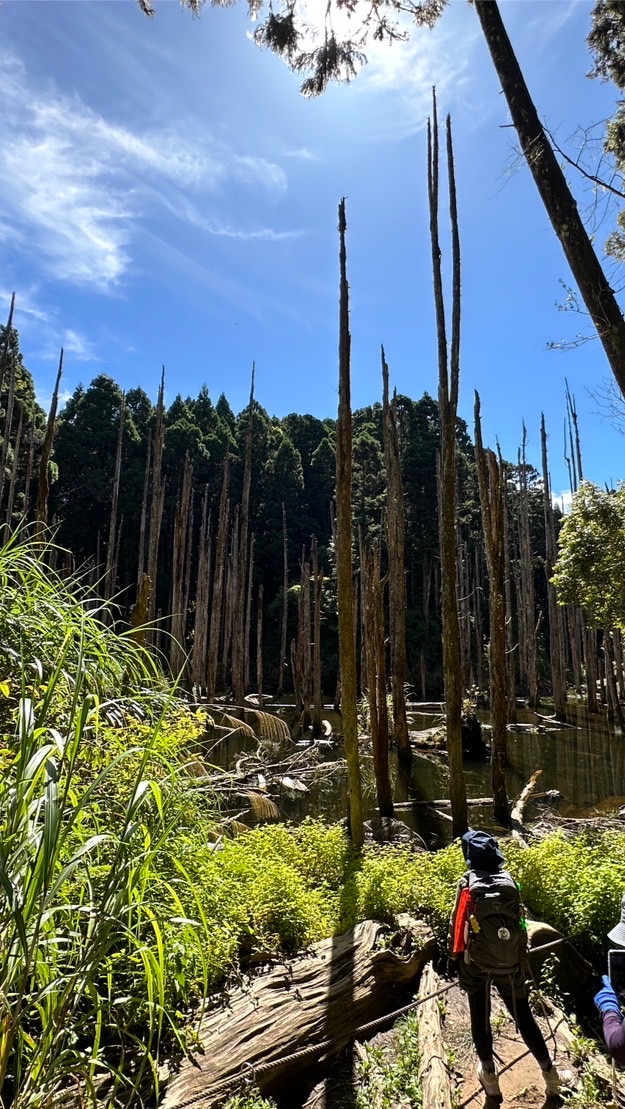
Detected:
left=594, top=892, right=625, bottom=1065
left=448, top=830, right=563, bottom=1101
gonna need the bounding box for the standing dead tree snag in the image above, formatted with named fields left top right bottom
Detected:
left=428, top=98, right=468, bottom=839
left=35, top=350, right=63, bottom=537
left=232, top=367, right=254, bottom=706
left=474, top=393, right=509, bottom=827
left=382, top=347, right=411, bottom=763
left=541, top=415, right=568, bottom=720
left=337, top=198, right=364, bottom=850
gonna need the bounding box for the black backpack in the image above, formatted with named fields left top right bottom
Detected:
left=465, top=869, right=527, bottom=976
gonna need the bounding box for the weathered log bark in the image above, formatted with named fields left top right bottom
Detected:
left=336, top=198, right=363, bottom=849
left=428, top=100, right=467, bottom=839
left=417, top=963, right=452, bottom=1109
left=474, top=0, right=625, bottom=401
left=161, top=917, right=436, bottom=1108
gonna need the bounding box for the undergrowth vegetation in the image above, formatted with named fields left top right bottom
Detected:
left=1, top=533, right=624, bottom=1108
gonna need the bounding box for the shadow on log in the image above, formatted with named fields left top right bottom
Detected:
left=161, top=916, right=436, bottom=1108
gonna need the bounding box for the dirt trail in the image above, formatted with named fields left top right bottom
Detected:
left=445, top=985, right=583, bottom=1108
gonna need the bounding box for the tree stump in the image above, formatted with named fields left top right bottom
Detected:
left=161, top=916, right=436, bottom=1108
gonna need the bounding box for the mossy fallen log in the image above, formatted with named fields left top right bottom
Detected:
left=161, top=915, right=436, bottom=1108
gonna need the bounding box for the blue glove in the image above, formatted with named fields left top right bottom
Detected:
left=594, top=975, right=621, bottom=1017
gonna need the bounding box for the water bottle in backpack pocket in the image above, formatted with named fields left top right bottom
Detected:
left=465, top=869, right=527, bottom=975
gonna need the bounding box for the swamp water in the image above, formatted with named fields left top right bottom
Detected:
left=207, top=701, right=625, bottom=845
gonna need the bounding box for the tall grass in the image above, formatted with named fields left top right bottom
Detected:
left=0, top=534, right=211, bottom=1107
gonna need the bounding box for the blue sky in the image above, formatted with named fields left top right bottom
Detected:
left=1, top=0, right=624, bottom=501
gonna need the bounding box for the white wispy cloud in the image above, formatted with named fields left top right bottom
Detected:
left=0, top=48, right=292, bottom=289
left=553, top=489, right=573, bottom=514
left=62, top=329, right=99, bottom=361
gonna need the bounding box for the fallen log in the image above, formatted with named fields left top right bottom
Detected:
left=526, top=920, right=594, bottom=997
left=161, top=916, right=436, bottom=1108
left=417, top=963, right=453, bottom=1109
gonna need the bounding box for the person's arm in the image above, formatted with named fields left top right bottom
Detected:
left=603, top=1011, right=625, bottom=1066
left=595, top=975, right=625, bottom=1064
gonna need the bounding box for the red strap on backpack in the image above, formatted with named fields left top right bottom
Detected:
left=452, top=887, right=471, bottom=956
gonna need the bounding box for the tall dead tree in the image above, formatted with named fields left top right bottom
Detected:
left=137, top=433, right=151, bottom=590
left=428, top=99, right=468, bottom=838
left=244, top=534, right=255, bottom=691
left=541, top=415, right=567, bottom=720
left=364, top=543, right=394, bottom=818
left=518, top=425, right=539, bottom=707
left=207, top=456, right=230, bottom=700
left=5, top=403, right=23, bottom=528
left=0, top=350, right=18, bottom=515
left=381, top=347, right=411, bottom=762
left=256, top=584, right=264, bottom=709
left=278, top=503, right=289, bottom=696
left=474, top=394, right=509, bottom=827
left=191, top=490, right=211, bottom=696
left=170, top=452, right=193, bottom=678
left=104, top=394, right=125, bottom=601
left=336, top=198, right=363, bottom=849
left=232, top=368, right=254, bottom=705
left=312, top=536, right=323, bottom=737
left=147, top=371, right=166, bottom=626
left=474, top=0, right=625, bottom=401
left=35, top=351, right=63, bottom=537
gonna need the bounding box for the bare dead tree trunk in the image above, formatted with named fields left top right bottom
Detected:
left=474, top=393, right=509, bottom=827
left=604, top=632, right=624, bottom=727
left=474, top=0, right=625, bottom=401
left=364, top=543, right=394, bottom=818
left=278, top=502, right=288, bottom=696
left=312, top=535, right=323, bottom=737
left=105, top=394, right=125, bottom=601
left=337, top=198, right=363, bottom=849
left=381, top=347, right=410, bottom=762
left=457, top=539, right=472, bottom=692
left=518, top=425, right=539, bottom=707
left=207, top=456, right=230, bottom=701
left=137, top=433, right=151, bottom=591
left=244, top=534, right=255, bottom=692
left=428, top=99, right=468, bottom=838
left=192, top=490, right=211, bottom=696
left=36, top=351, right=63, bottom=536
left=22, top=420, right=35, bottom=522
left=497, top=446, right=517, bottom=724
left=5, top=403, right=22, bottom=528
left=565, top=380, right=584, bottom=485
left=256, top=584, right=264, bottom=709
left=233, top=368, right=254, bottom=706
left=147, top=371, right=166, bottom=627
left=224, top=505, right=240, bottom=692
left=0, top=294, right=15, bottom=406
left=585, top=626, right=598, bottom=713
left=170, top=452, right=193, bottom=679
left=474, top=549, right=485, bottom=694
left=541, top=415, right=568, bottom=719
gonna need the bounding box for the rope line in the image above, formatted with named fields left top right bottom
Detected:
left=164, top=934, right=587, bottom=1109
